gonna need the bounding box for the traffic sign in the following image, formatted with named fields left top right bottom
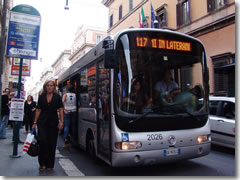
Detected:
left=6, top=4, right=41, bottom=60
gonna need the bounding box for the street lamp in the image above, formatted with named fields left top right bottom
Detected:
left=64, top=0, right=69, bottom=10
left=154, top=20, right=159, bottom=28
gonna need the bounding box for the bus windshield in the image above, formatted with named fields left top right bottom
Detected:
left=114, top=31, right=208, bottom=132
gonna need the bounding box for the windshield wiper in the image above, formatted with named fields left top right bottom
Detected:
left=166, top=104, right=202, bottom=122
left=128, top=105, right=203, bottom=124
left=129, top=110, right=170, bottom=124
left=129, top=105, right=176, bottom=124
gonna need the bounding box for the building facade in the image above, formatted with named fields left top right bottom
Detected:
left=51, top=49, right=71, bottom=80
left=0, top=0, right=13, bottom=91
left=102, top=0, right=235, bottom=97
left=24, top=76, right=41, bottom=101
left=69, top=25, right=107, bottom=63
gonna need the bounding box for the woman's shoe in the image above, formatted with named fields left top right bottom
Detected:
left=39, top=166, right=44, bottom=172
left=63, top=141, right=70, bottom=148
left=46, top=168, right=53, bottom=172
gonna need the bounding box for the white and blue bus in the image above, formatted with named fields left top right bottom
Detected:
left=58, top=28, right=211, bottom=167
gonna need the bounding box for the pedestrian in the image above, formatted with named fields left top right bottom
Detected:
left=23, top=95, right=36, bottom=134
left=32, top=79, right=64, bottom=172
left=14, top=83, right=25, bottom=99
left=7, top=91, right=15, bottom=128
left=62, top=85, right=77, bottom=148
left=0, top=88, right=10, bottom=139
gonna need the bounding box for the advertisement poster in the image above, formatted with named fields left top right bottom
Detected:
left=9, top=98, right=25, bottom=121
left=11, top=58, right=31, bottom=76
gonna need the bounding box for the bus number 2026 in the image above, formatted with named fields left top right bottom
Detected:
left=147, top=134, right=163, bottom=141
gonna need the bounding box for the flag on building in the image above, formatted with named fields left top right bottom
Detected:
left=151, top=3, right=156, bottom=28
left=139, top=7, right=146, bottom=28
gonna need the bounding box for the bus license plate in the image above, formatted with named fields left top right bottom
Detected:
left=163, top=148, right=181, bottom=156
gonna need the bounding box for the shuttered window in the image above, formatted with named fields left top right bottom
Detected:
left=129, top=0, right=133, bottom=12
left=207, top=0, right=228, bottom=12
left=214, top=70, right=228, bottom=93
left=211, top=53, right=234, bottom=96
left=157, top=8, right=167, bottom=28
left=119, top=5, right=122, bottom=20
left=176, top=0, right=190, bottom=27
left=109, top=14, right=113, bottom=28
left=176, top=3, right=182, bottom=27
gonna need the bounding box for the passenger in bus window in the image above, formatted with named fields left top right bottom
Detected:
left=169, top=85, right=202, bottom=113
left=123, top=79, right=147, bottom=114
left=89, top=94, right=96, bottom=107
left=154, top=69, right=178, bottom=99
left=89, top=94, right=103, bottom=119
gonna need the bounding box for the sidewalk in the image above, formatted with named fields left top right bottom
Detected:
left=0, top=126, right=66, bottom=176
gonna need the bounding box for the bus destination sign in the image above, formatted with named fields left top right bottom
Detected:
left=136, top=37, right=191, bottom=52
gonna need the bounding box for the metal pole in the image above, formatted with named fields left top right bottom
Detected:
left=0, top=0, right=9, bottom=124
left=10, top=58, right=23, bottom=158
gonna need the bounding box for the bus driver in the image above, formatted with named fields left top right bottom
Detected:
left=154, top=69, right=178, bottom=103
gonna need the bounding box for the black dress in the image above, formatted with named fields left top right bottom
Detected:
left=1, top=94, right=9, bottom=116
left=24, top=101, right=36, bottom=132
left=36, top=93, right=63, bottom=168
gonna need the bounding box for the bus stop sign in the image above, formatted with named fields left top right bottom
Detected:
left=6, top=4, right=41, bottom=60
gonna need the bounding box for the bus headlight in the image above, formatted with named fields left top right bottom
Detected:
left=115, top=141, right=142, bottom=150
left=197, top=135, right=210, bottom=143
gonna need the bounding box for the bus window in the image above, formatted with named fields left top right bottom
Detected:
left=79, top=68, right=89, bottom=107
left=87, top=64, right=97, bottom=107
left=98, top=60, right=111, bottom=158
left=98, top=61, right=110, bottom=121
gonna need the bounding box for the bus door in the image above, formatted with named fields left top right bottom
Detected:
left=69, top=74, right=80, bottom=142
left=97, top=60, right=111, bottom=161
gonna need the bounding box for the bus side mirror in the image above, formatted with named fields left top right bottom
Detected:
left=104, top=49, right=116, bottom=69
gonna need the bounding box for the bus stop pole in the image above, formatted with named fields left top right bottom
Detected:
left=10, top=58, right=23, bottom=158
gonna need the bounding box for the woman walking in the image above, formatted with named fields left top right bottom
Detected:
left=32, top=80, right=64, bottom=172
left=24, top=95, right=36, bottom=134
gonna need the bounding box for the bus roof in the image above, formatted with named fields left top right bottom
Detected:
left=111, top=28, right=204, bottom=46
left=58, top=28, right=204, bottom=84
left=58, top=38, right=106, bottom=83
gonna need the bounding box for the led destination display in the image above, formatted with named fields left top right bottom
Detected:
left=136, top=37, right=191, bottom=52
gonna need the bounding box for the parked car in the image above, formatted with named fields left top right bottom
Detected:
left=208, top=96, right=235, bottom=148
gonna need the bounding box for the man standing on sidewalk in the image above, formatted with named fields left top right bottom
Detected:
left=0, top=88, right=10, bottom=139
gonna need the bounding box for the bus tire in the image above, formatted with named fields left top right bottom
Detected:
left=87, top=134, right=96, bottom=159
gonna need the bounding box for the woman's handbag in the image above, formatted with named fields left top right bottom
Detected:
left=27, top=137, right=39, bottom=157
left=23, top=129, right=39, bottom=157
left=23, top=130, right=35, bottom=154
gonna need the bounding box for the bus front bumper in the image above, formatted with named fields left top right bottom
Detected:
left=111, top=142, right=211, bottom=167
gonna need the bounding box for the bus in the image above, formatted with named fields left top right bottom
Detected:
left=58, top=28, right=211, bottom=167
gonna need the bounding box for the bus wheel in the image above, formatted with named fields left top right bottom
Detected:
left=87, top=138, right=96, bottom=158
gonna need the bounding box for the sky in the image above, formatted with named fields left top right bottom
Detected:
left=12, top=0, right=108, bottom=89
